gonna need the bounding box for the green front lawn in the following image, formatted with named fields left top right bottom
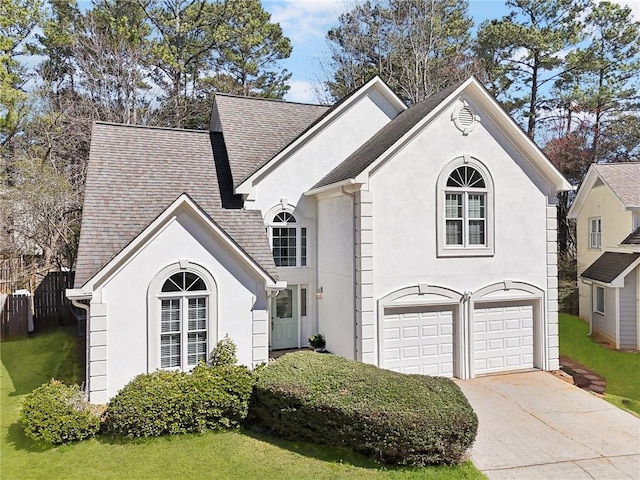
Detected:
left=1, top=327, right=484, bottom=480
left=559, top=313, right=640, bottom=416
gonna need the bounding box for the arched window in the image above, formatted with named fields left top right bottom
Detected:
left=269, top=210, right=307, bottom=267
left=437, top=157, right=494, bottom=257
left=158, top=271, right=209, bottom=369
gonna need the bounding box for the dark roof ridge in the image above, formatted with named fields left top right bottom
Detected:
left=93, top=121, right=210, bottom=134
left=213, top=92, right=328, bottom=108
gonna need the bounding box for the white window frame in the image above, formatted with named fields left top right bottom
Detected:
left=589, top=217, right=601, bottom=249
left=267, top=208, right=308, bottom=269
left=147, top=262, right=217, bottom=372
left=594, top=285, right=605, bottom=315
left=158, top=283, right=208, bottom=371
left=437, top=156, right=494, bottom=257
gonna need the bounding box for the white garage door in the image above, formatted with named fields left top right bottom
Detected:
left=382, top=306, right=454, bottom=377
left=473, top=302, right=534, bottom=375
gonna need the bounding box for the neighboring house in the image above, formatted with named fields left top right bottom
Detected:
left=67, top=77, right=571, bottom=404
left=568, top=163, right=640, bottom=350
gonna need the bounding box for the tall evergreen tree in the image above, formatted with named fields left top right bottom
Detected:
left=325, top=0, right=475, bottom=104
left=475, top=0, right=589, bottom=140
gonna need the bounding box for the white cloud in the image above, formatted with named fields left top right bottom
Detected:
left=265, top=0, right=344, bottom=45
left=286, top=80, right=322, bottom=103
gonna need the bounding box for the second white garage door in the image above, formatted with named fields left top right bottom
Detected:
left=473, top=302, right=534, bottom=375
left=382, top=306, right=454, bottom=377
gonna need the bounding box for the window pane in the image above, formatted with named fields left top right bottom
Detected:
left=161, top=299, right=180, bottom=333
left=446, top=220, right=463, bottom=245
left=161, top=334, right=180, bottom=368
left=468, top=194, right=485, bottom=219
left=468, top=220, right=485, bottom=245
left=301, top=288, right=307, bottom=316
left=187, top=332, right=207, bottom=365
left=272, top=227, right=297, bottom=267
left=161, top=275, right=182, bottom=292
left=446, top=166, right=485, bottom=188
left=276, top=289, right=293, bottom=318
left=188, top=297, right=207, bottom=331
left=445, top=194, right=462, bottom=218
left=185, top=272, right=206, bottom=291
left=273, top=212, right=296, bottom=223
left=301, top=227, right=307, bottom=267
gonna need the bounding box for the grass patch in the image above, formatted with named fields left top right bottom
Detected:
left=559, top=313, right=640, bottom=416
left=1, top=328, right=485, bottom=480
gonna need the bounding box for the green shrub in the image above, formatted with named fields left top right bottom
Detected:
left=209, top=334, right=237, bottom=366
left=104, top=365, right=254, bottom=437
left=308, top=333, right=326, bottom=350
left=248, top=352, right=477, bottom=466
left=20, top=379, right=101, bottom=444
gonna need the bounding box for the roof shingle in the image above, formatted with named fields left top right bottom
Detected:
left=74, top=123, right=277, bottom=287
left=211, top=94, right=329, bottom=186
left=581, top=252, right=640, bottom=284
left=594, top=163, right=640, bottom=208
left=313, top=81, right=463, bottom=189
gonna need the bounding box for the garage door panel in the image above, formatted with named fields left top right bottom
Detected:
left=383, top=307, right=454, bottom=377
left=474, top=303, right=534, bottom=375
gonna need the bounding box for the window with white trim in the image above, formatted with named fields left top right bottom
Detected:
left=594, top=285, right=605, bottom=314
left=589, top=217, right=601, bottom=249
left=269, top=211, right=307, bottom=267
left=159, top=271, right=208, bottom=369
left=437, top=158, right=494, bottom=257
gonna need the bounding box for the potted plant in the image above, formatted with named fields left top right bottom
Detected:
left=308, top=333, right=326, bottom=351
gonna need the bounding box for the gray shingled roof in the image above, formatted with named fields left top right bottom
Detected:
left=313, top=81, right=462, bottom=189
left=581, top=252, right=640, bottom=284
left=594, top=163, right=640, bottom=208
left=74, top=123, right=277, bottom=287
left=211, top=94, right=329, bottom=187
left=622, top=226, right=640, bottom=245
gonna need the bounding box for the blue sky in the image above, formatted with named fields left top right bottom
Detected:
left=265, top=0, right=509, bottom=102
left=264, top=0, right=639, bottom=102
left=72, top=0, right=639, bottom=103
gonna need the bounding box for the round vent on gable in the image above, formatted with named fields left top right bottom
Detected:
left=452, top=101, right=479, bottom=135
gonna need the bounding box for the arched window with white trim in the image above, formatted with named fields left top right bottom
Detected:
left=159, top=272, right=208, bottom=369
left=269, top=210, right=307, bottom=268
left=148, top=263, right=217, bottom=372
left=437, top=157, right=494, bottom=257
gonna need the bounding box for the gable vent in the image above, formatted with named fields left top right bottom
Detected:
left=451, top=100, right=480, bottom=135
left=457, top=106, right=474, bottom=127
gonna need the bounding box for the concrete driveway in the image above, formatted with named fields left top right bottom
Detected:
left=456, top=371, right=640, bottom=479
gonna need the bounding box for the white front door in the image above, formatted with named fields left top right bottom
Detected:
left=271, top=287, right=298, bottom=350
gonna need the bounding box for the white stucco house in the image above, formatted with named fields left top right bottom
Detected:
left=67, top=77, right=571, bottom=404
left=568, top=163, right=640, bottom=350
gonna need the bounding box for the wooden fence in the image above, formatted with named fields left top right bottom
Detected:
left=0, top=257, right=27, bottom=294
left=33, top=271, right=75, bottom=328
left=1, top=295, right=29, bottom=341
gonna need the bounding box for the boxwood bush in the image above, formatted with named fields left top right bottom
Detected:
left=21, top=379, right=101, bottom=445
left=248, top=352, right=478, bottom=466
left=104, top=364, right=254, bottom=438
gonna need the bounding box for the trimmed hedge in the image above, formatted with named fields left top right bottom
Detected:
left=104, top=365, right=254, bottom=437
left=21, top=379, right=101, bottom=444
left=249, top=352, right=478, bottom=466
